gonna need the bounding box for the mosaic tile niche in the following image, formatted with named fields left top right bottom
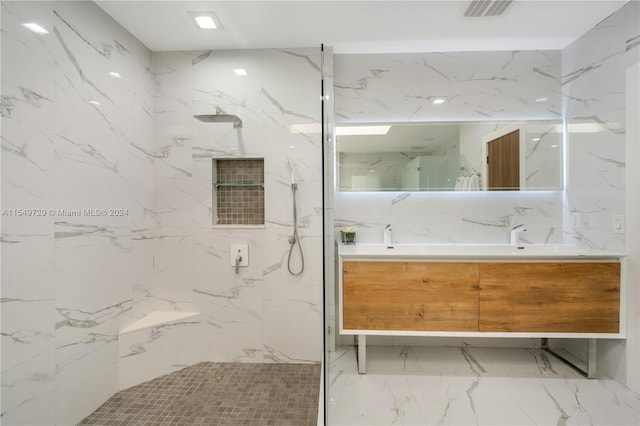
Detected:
left=214, top=159, right=265, bottom=225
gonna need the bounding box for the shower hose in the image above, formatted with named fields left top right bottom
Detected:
left=287, top=183, right=304, bottom=276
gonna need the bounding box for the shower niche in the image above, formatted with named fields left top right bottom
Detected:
left=212, top=158, right=265, bottom=226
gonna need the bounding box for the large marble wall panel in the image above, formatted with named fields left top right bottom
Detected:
left=192, top=227, right=265, bottom=363
left=153, top=48, right=324, bottom=363
left=334, top=192, right=392, bottom=243
left=52, top=228, right=133, bottom=422
left=263, top=235, right=324, bottom=362
left=129, top=229, right=157, bottom=318
left=391, top=191, right=563, bottom=245
left=151, top=228, right=196, bottom=311
left=154, top=141, right=199, bottom=227
left=333, top=49, right=564, bottom=253
left=2, top=2, right=58, bottom=424
left=334, top=50, right=561, bottom=123
left=562, top=1, right=639, bottom=254
left=52, top=4, right=153, bottom=220
left=152, top=52, right=195, bottom=227
left=192, top=227, right=266, bottom=362
left=49, top=2, right=154, bottom=423
left=558, top=0, right=640, bottom=390
left=335, top=191, right=563, bottom=245
left=624, top=62, right=640, bottom=395
left=2, top=1, right=154, bottom=424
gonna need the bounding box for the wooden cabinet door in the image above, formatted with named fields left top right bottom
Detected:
left=479, top=263, right=620, bottom=333
left=343, top=261, right=479, bottom=332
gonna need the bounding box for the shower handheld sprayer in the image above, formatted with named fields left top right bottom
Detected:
left=287, top=159, right=304, bottom=276
left=287, top=158, right=296, bottom=186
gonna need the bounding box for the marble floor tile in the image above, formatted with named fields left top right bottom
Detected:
left=327, top=346, right=639, bottom=426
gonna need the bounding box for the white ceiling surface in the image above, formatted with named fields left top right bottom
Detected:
left=95, top=1, right=629, bottom=53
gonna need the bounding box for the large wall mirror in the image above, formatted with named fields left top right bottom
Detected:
left=337, top=120, right=563, bottom=192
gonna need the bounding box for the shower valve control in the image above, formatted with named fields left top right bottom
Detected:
left=230, top=244, right=249, bottom=268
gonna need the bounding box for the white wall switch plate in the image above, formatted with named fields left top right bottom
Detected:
left=613, top=215, right=625, bottom=234
left=230, top=243, right=249, bottom=267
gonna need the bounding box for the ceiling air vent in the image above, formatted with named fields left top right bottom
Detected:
left=464, top=0, right=513, bottom=17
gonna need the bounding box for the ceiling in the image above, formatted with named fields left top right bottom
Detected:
left=95, top=1, right=629, bottom=54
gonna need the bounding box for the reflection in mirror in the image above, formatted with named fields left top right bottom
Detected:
left=336, top=120, right=563, bottom=192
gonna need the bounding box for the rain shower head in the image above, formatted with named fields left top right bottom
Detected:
left=194, top=108, right=242, bottom=128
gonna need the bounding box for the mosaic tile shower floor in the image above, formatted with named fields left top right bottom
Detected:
left=80, top=362, right=321, bottom=426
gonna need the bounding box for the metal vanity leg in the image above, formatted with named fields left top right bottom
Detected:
left=587, top=338, right=597, bottom=379
left=541, top=338, right=597, bottom=379
left=357, top=335, right=366, bottom=374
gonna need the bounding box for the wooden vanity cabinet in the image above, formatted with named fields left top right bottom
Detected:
left=342, top=261, right=479, bottom=331
left=478, top=262, right=620, bottom=333
left=342, top=260, right=621, bottom=334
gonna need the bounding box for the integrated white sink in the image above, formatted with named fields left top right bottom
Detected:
left=338, top=243, right=623, bottom=259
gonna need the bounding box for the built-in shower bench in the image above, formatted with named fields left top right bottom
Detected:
left=118, top=311, right=201, bottom=390
left=337, top=243, right=626, bottom=377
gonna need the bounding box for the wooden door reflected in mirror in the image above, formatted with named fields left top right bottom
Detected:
left=487, top=130, right=520, bottom=191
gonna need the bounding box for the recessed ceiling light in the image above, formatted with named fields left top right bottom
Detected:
left=234, top=69, right=247, bottom=76
left=432, top=98, right=446, bottom=105
left=551, top=144, right=559, bottom=148
left=289, top=145, right=296, bottom=149
left=195, top=16, right=216, bottom=29
left=22, top=23, right=48, bottom=34
left=189, top=12, right=223, bottom=30
left=535, top=96, right=548, bottom=103
left=336, top=126, right=391, bottom=136
left=88, top=100, right=101, bottom=106
left=532, top=137, right=541, bottom=142
left=108, top=71, right=122, bottom=78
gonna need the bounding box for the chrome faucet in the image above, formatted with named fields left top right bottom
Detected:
left=510, top=224, right=527, bottom=246
left=384, top=224, right=392, bottom=246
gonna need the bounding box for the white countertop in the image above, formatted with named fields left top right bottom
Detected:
left=338, top=243, right=625, bottom=260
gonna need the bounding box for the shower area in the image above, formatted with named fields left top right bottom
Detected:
left=75, top=47, right=328, bottom=423
left=0, top=1, right=330, bottom=423
left=102, top=48, right=328, bottom=422
left=148, top=46, right=327, bottom=365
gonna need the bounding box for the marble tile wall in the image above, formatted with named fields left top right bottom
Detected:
left=556, top=0, right=640, bottom=392
left=562, top=1, right=639, bottom=253
left=334, top=50, right=562, bottom=123
left=625, top=61, right=640, bottom=396
left=152, top=48, right=324, bottom=364
left=334, top=50, right=564, bottom=246
left=335, top=190, right=563, bottom=245
left=1, top=1, right=154, bottom=424
left=1, top=2, right=57, bottom=424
